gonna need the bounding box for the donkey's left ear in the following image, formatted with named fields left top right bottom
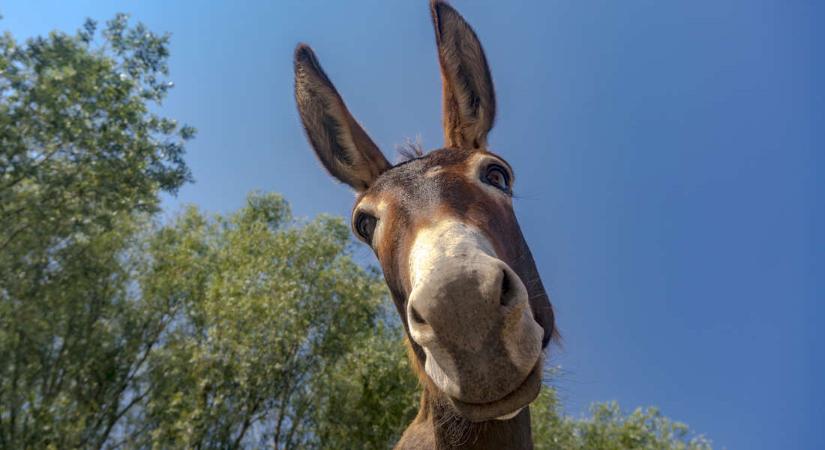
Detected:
left=430, top=0, right=496, bottom=150
left=294, top=44, right=391, bottom=191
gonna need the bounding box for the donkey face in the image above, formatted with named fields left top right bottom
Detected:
left=294, top=1, right=555, bottom=422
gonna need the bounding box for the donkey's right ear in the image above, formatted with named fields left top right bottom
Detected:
left=294, top=44, right=391, bottom=191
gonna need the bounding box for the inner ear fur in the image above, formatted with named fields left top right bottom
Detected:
left=430, top=0, right=496, bottom=150
left=294, top=44, right=390, bottom=191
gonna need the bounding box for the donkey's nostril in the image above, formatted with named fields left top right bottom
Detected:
left=410, top=305, right=427, bottom=326
left=499, top=269, right=514, bottom=307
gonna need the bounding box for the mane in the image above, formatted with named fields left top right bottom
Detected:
left=396, top=136, right=425, bottom=162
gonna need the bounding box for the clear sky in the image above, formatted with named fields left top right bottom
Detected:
left=3, top=1, right=822, bottom=448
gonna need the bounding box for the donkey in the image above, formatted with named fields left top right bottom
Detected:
left=294, top=1, right=556, bottom=448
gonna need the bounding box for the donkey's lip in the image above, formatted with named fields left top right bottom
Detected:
left=447, top=357, right=543, bottom=423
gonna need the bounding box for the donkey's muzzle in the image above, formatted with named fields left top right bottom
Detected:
left=406, top=248, right=544, bottom=407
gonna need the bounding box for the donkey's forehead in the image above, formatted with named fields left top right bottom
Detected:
left=359, top=147, right=509, bottom=202
left=378, top=148, right=477, bottom=186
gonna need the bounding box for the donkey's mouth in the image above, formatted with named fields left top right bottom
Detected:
left=447, top=357, right=543, bottom=423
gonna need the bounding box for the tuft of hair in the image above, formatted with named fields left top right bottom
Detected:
left=433, top=396, right=481, bottom=447
left=396, top=136, right=425, bottom=162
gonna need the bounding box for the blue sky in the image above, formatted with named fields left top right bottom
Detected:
left=3, top=1, right=822, bottom=448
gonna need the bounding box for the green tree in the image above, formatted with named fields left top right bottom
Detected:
left=128, top=193, right=416, bottom=449
left=313, top=322, right=419, bottom=449
left=531, top=385, right=712, bottom=450
left=0, top=14, right=192, bottom=448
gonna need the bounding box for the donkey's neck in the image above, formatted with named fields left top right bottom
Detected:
left=396, top=390, right=533, bottom=450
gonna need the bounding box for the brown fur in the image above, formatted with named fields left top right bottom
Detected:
left=293, top=2, right=555, bottom=448
left=353, top=148, right=555, bottom=450
left=294, top=44, right=390, bottom=191
left=431, top=1, right=496, bottom=150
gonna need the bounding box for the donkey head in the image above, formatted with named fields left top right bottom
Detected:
left=294, top=1, right=555, bottom=422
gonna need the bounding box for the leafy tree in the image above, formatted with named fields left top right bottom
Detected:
left=0, top=14, right=193, bottom=249
left=313, top=322, right=419, bottom=449
left=0, top=14, right=192, bottom=448
left=124, top=193, right=415, bottom=449
left=531, top=385, right=712, bottom=450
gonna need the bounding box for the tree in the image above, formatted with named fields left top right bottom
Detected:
left=0, top=14, right=193, bottom=448
left=129, top=193, right=417, bottom=449
left=313, top=320, right=419, bottom=449
left=531, top=385, right=712, bottom=450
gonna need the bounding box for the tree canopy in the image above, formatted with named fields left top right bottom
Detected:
left=0, top=14, right=193, bottom=449
left=0, top=15, right=711, bottom=450
left=531, top=384, right=711, bottom=450
left=129, top=194, right=419, bottom=448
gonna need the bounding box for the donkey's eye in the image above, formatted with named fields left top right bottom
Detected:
left=483, top=164, right=511, bottom=193
left=354, top=212, right=378, bottom=244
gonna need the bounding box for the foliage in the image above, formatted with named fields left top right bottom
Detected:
left=531, top=387, right=712, bottom=450
left=128, top=193, right=415, bottom=449
left=314, top=322, right=419, bottom=449
left=0, top=14, right=193, bottom=248
left=0, top=14, right=192, bottom=449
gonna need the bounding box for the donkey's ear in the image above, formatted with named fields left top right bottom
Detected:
left=430, top=0, right=496, bottom=150
left=294, top=44, right=391, bottom=191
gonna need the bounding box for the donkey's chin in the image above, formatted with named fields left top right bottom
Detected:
left=446, top=357, right=544, bottom=423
